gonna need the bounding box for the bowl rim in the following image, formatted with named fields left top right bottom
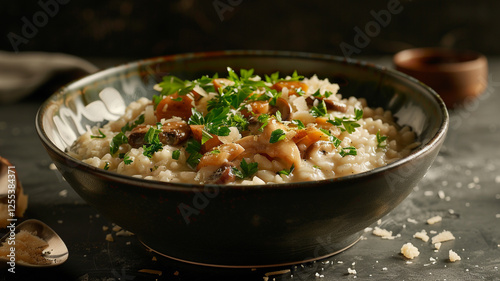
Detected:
left=35, top=50, right=449, bottom=192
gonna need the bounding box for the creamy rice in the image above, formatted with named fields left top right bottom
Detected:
left=68, top=70, right=419, bottom=185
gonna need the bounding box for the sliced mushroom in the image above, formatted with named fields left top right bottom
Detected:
left=304, top=140, right=336, bottom=159
left=270, top=97, right=292, bottom=121
left=127, top=121, right=191, bottom=148
left=306, top=97, right=347, bottom=113
left=207, top=163, right=236, bottom=184
left=324, top=99, right=347, bottom=113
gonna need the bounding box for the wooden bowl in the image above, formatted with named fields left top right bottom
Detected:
left=393, top=47, right=488, bottom=108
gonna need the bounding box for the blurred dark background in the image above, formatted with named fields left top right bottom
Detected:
left=1, top=0, right=498, bottom=60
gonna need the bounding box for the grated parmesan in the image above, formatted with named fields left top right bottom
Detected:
left=449, top=250, right=461, bottom=262
left=427, top=215, right=442, bottom=225
left=431, top=230, right=455, bottom=244
left=401, top=242, right=420, bottom=259
left=413, top=230, right=429, bottom=242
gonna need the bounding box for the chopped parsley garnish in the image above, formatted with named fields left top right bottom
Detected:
left=110, top=132, right=128, bottom=155
left=278, top=163, right=295, bottom=176
left=310, top=100, right=328, bottom=117
left=320, top=128, right=341, bottom=148
left=312, top=89, right=333, bottom=99
left=142, top=123, right=163, bottom=158
left=157, top=75, right=194, bottom=96
left=340, top=146, right=357, bottom=157
left=172, top=150, right=181, bottom=160
left=257, top=114, right=270, bottom=132
left=264, top=71, right=280, bottom=83
left=319, top=128, right=357, bottom=157
left=103, top=162, right=110, bottom=170
left=121, top=114, right=145, bottom=133
left=91, top=129, right=106, bottom=139
left=275, top=110, right=282, bottom=122
left=327, top=108, right=363, bottom=133
left=201, top=129, right=213, bottom=144
left=232, top=158, right=258, bottom=179
left=123, top=154, right=133, bottom=164
left=376, top=130, right=388, bottom=148
left=264, top=70, right=303, bottom=83
left=185, top=138, right=203, bottom=169
left=269, top=129, right=286, bottom=143
left=295, top=87, right=305, bottom=96
left=292, top=119, right=305, bottom=129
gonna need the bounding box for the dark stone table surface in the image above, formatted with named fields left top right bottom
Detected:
left=0, top=57, right=499, bottom=281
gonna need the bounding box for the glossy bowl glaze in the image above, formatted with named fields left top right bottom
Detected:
left=393, top=47, right=488, bottom=108
left=36, top=50, right=448, bottom=268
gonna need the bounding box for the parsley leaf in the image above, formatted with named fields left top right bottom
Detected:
left=291, top=120, right=305, bottom=130
left=257, top=114, right=270, bottom=132
left=275, top=110, right=282, bottom=122
left=172, top=150, right=181, bottom=160
left=121, top=114, right=145, bottom=133
left=320, top=128, right=341, bottom=147
left=265, top=71, right=280, bottom=83
left=91, top=129, right=106, bottom=139
left=103, top=162, right=110, bottom=170
left=292, top=119, right=305, bottom=129
left=142, top=123, right=163, bottom=158
left=339, top=146, right=357, bottom=157
left=110, top=132, right=128, bottom=155
left=278, top=163, right=295, bottom=176
left=123, top=154, right=133, bottom=164
left=201, top=129, right=213, bottom=144
left=188, top=108, right=205, bottom=125
left=310, top=100, right=328, bottom=117
left=232, top=158, right=258, bottom=179
left=158, top=75, right=193, bottom=96
left=185, top=138, right=203, bottom=169
left=376, top=131, right=388, bottom=148
left=327, top=108, right=364, bottom=134
left=270, top=129, right=286, bottom=143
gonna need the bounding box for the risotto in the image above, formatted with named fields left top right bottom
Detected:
left=68, top=68, right=419, bottom=185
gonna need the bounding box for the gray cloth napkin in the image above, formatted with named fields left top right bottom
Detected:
left=0, top=51, right=98, bottom=104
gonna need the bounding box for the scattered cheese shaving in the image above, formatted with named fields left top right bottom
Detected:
left=434, top=242, right=442, bottom=250
left=373, top=227, right=398, bottom=239
left=105, top=233, right=114, bottom=242
left=449, top=250, right=461, bottom=262
left=347, top=268, right=357, bottom=275
left=413, top=230, right=429, bottom=242
left=401, top=242, right=420, bottom=259
left=431, top=230, right=455, bottom=244
left=427, top=216, right=442, bottom=225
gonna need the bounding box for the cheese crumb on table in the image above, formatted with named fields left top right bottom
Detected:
left=434, top=242, right=442, bottom=250
left=373, top=227, right=399, bottom=239
left=105, top=233, right=114, bottom=242
left=413, top=230, right=429, bottom=242
left=427, top=215, right=442, bottom=225
left=449, top=250, right=461, bottom=262
left=347, top=268, right=357, bottom=275
left=431, top=230, right=455, bottom=244
left=401, top=242, right=420, bottom=259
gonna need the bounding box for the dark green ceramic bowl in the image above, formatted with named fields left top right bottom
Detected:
left=36, top=50, right=448, bottom=268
